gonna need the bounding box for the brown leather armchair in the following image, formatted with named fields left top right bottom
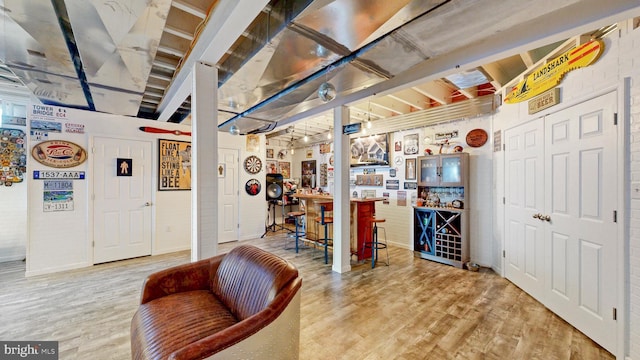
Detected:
left=130, top=245, right=302, bottom=360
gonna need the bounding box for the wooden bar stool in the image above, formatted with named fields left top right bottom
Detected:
left=314, top=203, right=333, bottom=264
left=287, top=211, right=305, bottom=253
left=362, top=217, right=389, bottom=268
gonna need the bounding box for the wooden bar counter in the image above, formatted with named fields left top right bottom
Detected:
left=293, top=193, right=384, bottom=260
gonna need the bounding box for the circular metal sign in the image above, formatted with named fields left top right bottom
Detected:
left=465, top=129, right=488, bottom=148
left=31, top=140, right=87, bottom=168
left=245, top=178, right=261, bottom=196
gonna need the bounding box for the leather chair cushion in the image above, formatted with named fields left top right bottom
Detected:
left=211, top=245, right=298, bottom=321
left=131, top=290, right=238, bottom=360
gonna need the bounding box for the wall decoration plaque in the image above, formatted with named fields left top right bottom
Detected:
left=466, top=129, right=488, bottom=148
left=31, top=140, right=86, bottom=168
left=0, top=128, right=26, bottom=185
left=245, top=179, right=261, bottom=196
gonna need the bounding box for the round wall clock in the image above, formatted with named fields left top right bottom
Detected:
left=243, top=155, right=262, bottom=174
left=466, top=129, right=488, bottom=148
left=245, top=179, right=261, bottom=196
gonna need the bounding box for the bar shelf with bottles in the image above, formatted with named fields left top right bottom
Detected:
left=412, top=152, right=469, bottom=268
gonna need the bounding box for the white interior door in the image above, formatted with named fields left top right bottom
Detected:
left=504, top=92, right=618, bottom=353
left=504, top=119, right=545, bottom=298
left=93, top=137, right=152, bottom=263
left=218, top=148, right=238, bottom=243
left=543, top=92, right=618, bottom=352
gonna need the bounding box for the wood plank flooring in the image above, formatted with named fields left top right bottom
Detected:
left=0, top=233, right=613, bottom=359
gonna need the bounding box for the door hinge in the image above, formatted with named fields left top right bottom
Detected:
left=613, top=307, right=617, bottom=320
left=503, top=250, right=506, bottom=258
left=92, top=241, right=95, bottom=248
left=503, top=143, right=505, bottom=151
left=613, top=113, right=618, bottom=125
left=613, top=210, right=617, bottom=223
left=91, top=146, right=95, bottom=154
left=237, top=223, right=240, bottom=229
left=503, top=197, right=506, bottom=205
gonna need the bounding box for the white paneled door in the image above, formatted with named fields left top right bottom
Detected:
left=505, top=92, right=618, bottom=353
left=218, top=148, right=239, bottom=243
left=504, top=119, right=545, bottom=298
left=93, top=137, right=153, bottom=263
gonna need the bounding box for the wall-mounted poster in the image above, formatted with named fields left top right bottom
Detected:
left=301, top=160, right=316, bottom=188
left=266, top=160, right=278, bottom=174
left=158, top=139, right=191, bottom=191
left=320, top=163, right=328, bottom=187
left=246, top=134, right=259, bottom=152
left=403, top=134, right=419, bottom=155
left=279, top=162, right=290, bottom=179
left=405, top=158, right=416, bottom=180
left=0, top=128, right=26, bottom=185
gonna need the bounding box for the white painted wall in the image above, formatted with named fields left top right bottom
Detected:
left=24, top=106, right=193, bottom=275
left=0, top=93, right=31, bottom=262
left=286, top=117, right=494, bottom=266
left=492, top=26, right=640, bottom=359
left=219, top=132, right=268, bottom=240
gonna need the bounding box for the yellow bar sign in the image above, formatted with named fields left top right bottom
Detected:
left=505, top=40, right=603, bottom=104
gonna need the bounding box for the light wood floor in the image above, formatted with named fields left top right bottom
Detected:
left=0, top=232, right=613, bottom=360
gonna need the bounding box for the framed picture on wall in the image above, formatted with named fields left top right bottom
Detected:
left=404, top=134, right=419, bottom=155
left=301, top=160, right=316, bottom=188
left=158, top=139, right=191, bottom=191
left=266, top=148, right=274, bottom=158
left=266, top=160, right=278, bottom=174
left=405, top=158, right=416, bottom=180
left=279, top=162, right=290, bottom=179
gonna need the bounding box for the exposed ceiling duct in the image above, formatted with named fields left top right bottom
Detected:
left=1, top=0, right=639, bottom=138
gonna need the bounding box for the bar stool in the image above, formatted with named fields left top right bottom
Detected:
left=314, top=203, right=333, bottom=264
left=286, top=210, right=305, bottom=253
left=362, top=217, right=389, bottom=268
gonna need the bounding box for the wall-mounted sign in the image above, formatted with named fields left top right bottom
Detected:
left=343, top=123, right=361, bottom=135
left=505, top=40, right=603, bottom=104
left=33, top=170, right=85, bottom=179
left=30, top=120, right=62, bottom=133
left=31, top=140, right=87, bottom=168
left=64, top=123, right=85, bottom=134
left=528, top=88, right=561, bottom=114
left=158, top=139, right=191, bottom=190
left=0, top=128, right=26, bottom=185
left=435, top=130, right=458, bottom=140
left=117, top=158, right=132, bottom=176
left=465, top=129, right=488, bottom=148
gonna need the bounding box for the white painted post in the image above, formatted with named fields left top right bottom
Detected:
left=332, top=106, right=351, bottom=273
left=191, top=61, right=218, bottom=261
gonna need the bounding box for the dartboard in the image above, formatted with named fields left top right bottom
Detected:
left=243, top=155, right=262, bottom=174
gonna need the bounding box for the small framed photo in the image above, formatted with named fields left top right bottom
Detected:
left=405, top=158, right=416, bottom=180
left=266, top=148, right=274, bottom=158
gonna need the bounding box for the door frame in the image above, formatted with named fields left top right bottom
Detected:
left=500, top=82, right=628, bottom=357
left=88, top=135, right=156, bottom=264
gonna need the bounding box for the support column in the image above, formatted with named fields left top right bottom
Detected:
left=332, top=106, right=351, bottom=273
left=191, top=61, right=218, bottom=261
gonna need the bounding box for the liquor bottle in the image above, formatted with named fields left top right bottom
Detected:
left=35, top=145, right=46, bottom=160
left=73, top=149, right=83, bottom=161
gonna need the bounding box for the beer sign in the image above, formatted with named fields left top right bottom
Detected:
left=31, top=140, right=87, bottom=168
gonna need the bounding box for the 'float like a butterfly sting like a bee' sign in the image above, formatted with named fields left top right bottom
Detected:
left=504, top=40, right=603, bottom=104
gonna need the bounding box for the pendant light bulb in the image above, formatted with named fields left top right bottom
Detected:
left=366, top=120, right=372, bottom=129
left=229, top=122, right=240, bottom=136
left=327, top=131, right=332, bottom=140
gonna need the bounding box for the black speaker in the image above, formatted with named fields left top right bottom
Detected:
left=265, top=173, right=283, bottom=201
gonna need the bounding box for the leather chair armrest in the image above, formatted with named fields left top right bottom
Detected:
left=168, top=277, right=302, bottom=360
left=140, top=254, right=225, bottom=304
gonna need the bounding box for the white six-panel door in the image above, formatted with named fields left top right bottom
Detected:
left=218, top=148, right=239, bottom=243
left=543, top=92, right=618, bottom=352
left=93, top=137, right=153, bottom=263
left=504, top=92, right=618, bottom=353
left=504, top=120, right=545, bottom=298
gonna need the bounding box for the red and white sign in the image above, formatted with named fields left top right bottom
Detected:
left=31, top=140, right=87, bottom=168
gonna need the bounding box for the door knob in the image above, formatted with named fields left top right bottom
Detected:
left=542, top=215, right=551, bottom=222
left=532, top=213, right=541, bottom=219
left=144, top=202, right=152, bottom=206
